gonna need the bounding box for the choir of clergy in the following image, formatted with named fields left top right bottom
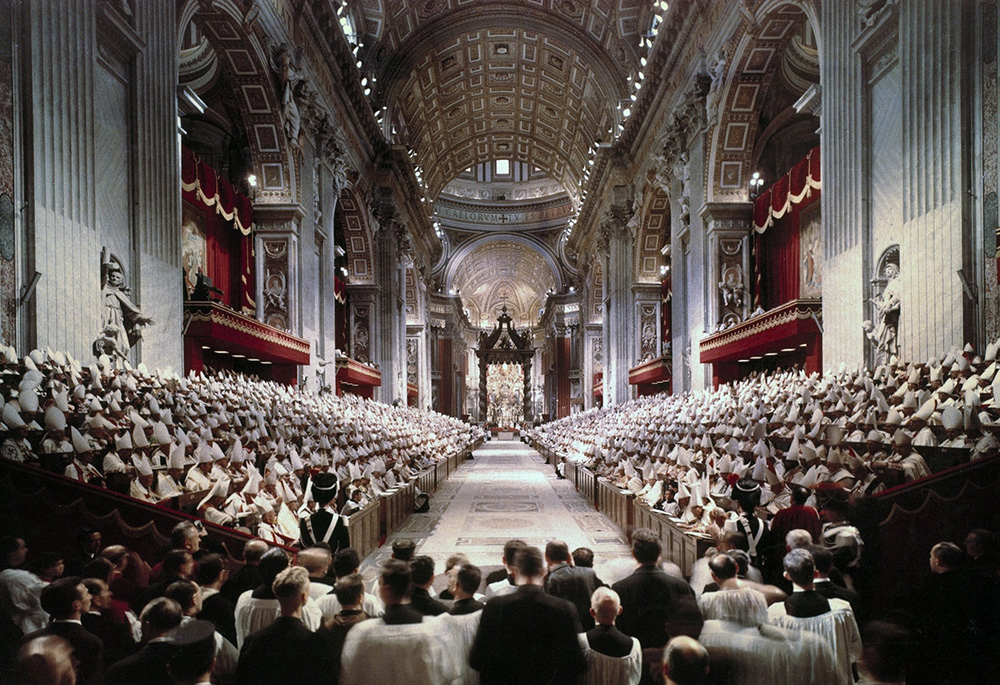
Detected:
left=527, top=341, right=1000, bottom=537
left=0, top=346, right=484, bottom=541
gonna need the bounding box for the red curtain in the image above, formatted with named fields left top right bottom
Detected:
left=758, top=208, right=801, bottom=309
left=753, top=146, right=821, bottom=232
left=752, top=147, right=821, bottom=309
left=181, top=147, right=256, bottom=314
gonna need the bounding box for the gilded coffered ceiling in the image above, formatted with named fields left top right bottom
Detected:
left=447, top=239, right=559, bottom=329
left=357, top=1, right=653, bottom=199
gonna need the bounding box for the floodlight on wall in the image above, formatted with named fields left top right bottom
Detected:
left=749, top=171, right=765, bottom=200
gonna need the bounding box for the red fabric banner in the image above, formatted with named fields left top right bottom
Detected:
left=181, top=146, right=254, bottom=235
left=182, top=146, right=256, bottom=314
left=753, top=146, right=821, bottom=232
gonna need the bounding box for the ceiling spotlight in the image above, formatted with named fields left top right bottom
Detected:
left=246, top=174, right=257, bottom=187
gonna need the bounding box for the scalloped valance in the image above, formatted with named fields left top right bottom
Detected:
left=181, top=146, right=254, bottom=235
left=753, top=146, right=821, bottom=232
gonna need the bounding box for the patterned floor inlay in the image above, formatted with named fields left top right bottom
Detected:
left=362, top=439, right=633, bottom=583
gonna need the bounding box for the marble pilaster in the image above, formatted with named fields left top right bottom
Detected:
left=600, top=190, right=635, bottom=406
left=700, top=203, right=752, bottom=332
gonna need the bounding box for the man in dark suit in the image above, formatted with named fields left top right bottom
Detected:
left=236, top=566, right=329, bottom=685
left=612, top=528, right=698, bottom=649
left=409, top=555, right=449, bottom=616
left=544, top=539, right=603, bottom=630
left=448, top=564, right=485, bottom=615
left=299, top=473, right=350, bottom=552
left=780, top=548, right=830, bottom=618
left=105, top=597, right=183, bottom=685
left=220, top=539, right=267, bottom=605
left=810, top=545, right=863, bottom=621
left=195, top=553, right=236, bottom=646
left=23, top=577, right=104, bottom=685
left=65, top=528, right=103, bottom=578
left=81, top=577, right=136, bottom=668
left=470, top=545, right=586, bottom=684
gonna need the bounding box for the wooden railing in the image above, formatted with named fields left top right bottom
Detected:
left=346, top=501, right=380, bottom=560
left=0, top=459, right=276, bottom=566
left=548, top=449, right=711, bottom=577
left=633, top=503, right=713, bottom=576
left=379, top=481, right=416, bottom=541
left=597, top=479, right=634, bottom=540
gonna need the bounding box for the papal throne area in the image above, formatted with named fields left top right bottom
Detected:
left=1, top=1, right=999, bottom=684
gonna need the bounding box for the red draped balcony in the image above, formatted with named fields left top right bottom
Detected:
left=335, top=356, right=382, bottom=399
left=183, top=301, right=310, bottom=385
left=699, top=298, right=822, bottom=386
left=628, top=355, right=672, bottom=396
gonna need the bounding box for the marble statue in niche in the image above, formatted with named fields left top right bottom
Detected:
left=93, top=247, right=152, bottom=364
left=864, top=262, right=901, bottom=365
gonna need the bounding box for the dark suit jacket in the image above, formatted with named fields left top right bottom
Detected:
left=449, top=598, right=485, bottom=615
left=236, top=616, right=329, bottom=685
left=220, top=563, right=261, bottom=605
left=198, top=590, right=237, bottom=646
left=545, top=563, right=603, bottom=630
left=104, top=640, right=174, bottom=685
left=469, top=584, right=585, bottom=685
left=319, top=610, right=369, bottom=685
left=585, top=624, right=634, bottom=658
left=382, top=603, right=425, bottom=625
left=410, top=586, right=449, bottom=616
left=784, top=589, right=831, bottom=618
left=814, top=579, right=863, bottom=620
left=24, top=621, right=104, bottom=685
left=484, top=569, right=510, bottom=586
left=612, top=565, right=697, bottom=649
left=81, top=611, right=135, bottom=668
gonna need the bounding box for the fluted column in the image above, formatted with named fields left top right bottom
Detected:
left=898, top=0, right=974, bottom=358
left=819, top=0, right=867, bottom=368
left=600, top=190, right=635, bottom=406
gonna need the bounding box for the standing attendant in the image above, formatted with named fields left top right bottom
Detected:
left=299, top=474, right=350, bottom=553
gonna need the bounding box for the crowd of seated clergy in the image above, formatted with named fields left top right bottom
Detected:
left=0, top=347, right=483, bottom=544
left=527, top=342, right=1000, bottom=544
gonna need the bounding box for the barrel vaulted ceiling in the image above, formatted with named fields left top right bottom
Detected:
left=352, top=1, right=656, bottom=328
left=358, top=0, right=653, bottom=200
left=447, top=239, right=559, bottom=329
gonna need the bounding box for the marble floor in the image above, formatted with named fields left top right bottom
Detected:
left=360, top=439, right=635, bottom=586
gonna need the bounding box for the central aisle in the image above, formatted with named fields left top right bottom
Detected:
left=361, top=439, right=634, bottom=582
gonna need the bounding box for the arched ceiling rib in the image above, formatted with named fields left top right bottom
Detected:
left=358, top=1, right=652, bottom=200
left=446, top=237, right=560, bottom=329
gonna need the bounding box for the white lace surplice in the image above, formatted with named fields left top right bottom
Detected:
left=767, top=598, right=862, bottom=685
left=576, top=632, right=642, bottom=685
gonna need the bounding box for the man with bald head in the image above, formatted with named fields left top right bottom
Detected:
left=579, top=587, right=641, bottom=685
left=16, top=635, right=77, bottom=685
left=297, top=547, right=334, bottom=599
left=662, top=636, right=710, bottom=685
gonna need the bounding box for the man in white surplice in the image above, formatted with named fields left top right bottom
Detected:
left=577, top=587, right=641, bottom=685
left=340, top=559, right=447, bottom=684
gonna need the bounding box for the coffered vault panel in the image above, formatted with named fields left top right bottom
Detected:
left=361, top=0, right=646, bottom=56
left=448, top=239, right=558, bottom=329
left=395, top=27, right=617, bottom=199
